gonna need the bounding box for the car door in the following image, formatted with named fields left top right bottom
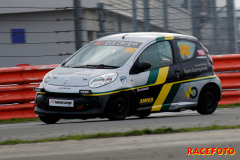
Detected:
left=131, top=40, right=184, bottom=112
left=175, top=40, right=200, bottom=107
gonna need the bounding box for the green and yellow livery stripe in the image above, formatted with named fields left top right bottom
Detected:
left=146, top=67, right=169, bottom=85
left=85, top=66, right=169, bottom=96
left=156, top=35, right=174, bottom=42
left=151, top=75, right=216, bottom=112
left=155, top=67, right=169, bottom=85
left=151, top=83, right=173, bottom=111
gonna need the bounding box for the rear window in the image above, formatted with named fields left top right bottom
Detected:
left=177, top=41, right=196, bottom=61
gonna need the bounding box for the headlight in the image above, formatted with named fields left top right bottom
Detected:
left=43, top=71, right=52, bottom=85
left=89, top=73, right=118, bottom=88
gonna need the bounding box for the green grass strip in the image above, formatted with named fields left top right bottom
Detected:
left=1, top=125, right=240, bottom=146
left=0, top=118, right=39, bottom=124
left=218, top=103, right=240, bottom=108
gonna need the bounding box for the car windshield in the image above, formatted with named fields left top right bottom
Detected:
left=63, top=40, right=142, bottom=68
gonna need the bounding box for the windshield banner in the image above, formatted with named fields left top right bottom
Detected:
left=93, top=40, right=142, bottom=48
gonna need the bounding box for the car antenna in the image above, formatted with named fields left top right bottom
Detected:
left=122, top=34, right=128, bottom=39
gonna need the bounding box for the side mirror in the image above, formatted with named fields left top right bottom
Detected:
left=132, top=61, right=151, bottom=74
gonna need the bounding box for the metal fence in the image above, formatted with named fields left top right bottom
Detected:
left=0, top=0, right=238, bottom=67
left=88, top=0, right=238, bottom=55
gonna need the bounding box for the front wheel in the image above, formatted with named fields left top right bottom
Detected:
left=39, top=116, right=60, bottom=124
left=197, top=86, right=219, bottom=115
left=107, top=94, right=130, bottom=120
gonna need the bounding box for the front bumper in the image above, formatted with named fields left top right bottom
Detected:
left=35, top=92, right=110, bottom=118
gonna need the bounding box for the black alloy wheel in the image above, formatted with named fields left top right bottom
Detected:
left=107, top=94, right=130, bottom=120
left=197, top=86, right=219, bottom=115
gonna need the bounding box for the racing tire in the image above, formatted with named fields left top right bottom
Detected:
left=197, top=85, right=219, bottom=115
left=39, top=116, right=60, bottom=124
left=107, top=94, right=130, bottom=120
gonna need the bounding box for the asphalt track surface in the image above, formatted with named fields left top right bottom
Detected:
left=0, top=108, right=240, bottom=160
left=0, top=108, right=240, bottom=142
left=0, top=129, right=239, bottom=160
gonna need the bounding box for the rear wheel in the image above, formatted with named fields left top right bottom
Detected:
left=107, top=94, right=130, bottom=120
left=197, top=85, right=219, bottom=115
left=39, top=116, right=60, bottom=124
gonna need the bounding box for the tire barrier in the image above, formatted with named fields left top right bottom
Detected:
left=212, top=54, right=240, bottom=105
left=0, top=64, right=58, bottom=85
left=0, top=103, right=36, bottom=120
left=0, top=64, right=58, bottom=119
left=0, top=54, right=240, bottom=119
left=212, top=54, right=240, bottom=72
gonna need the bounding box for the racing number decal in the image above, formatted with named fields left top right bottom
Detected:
left=179, top=44, right=191, bottom=56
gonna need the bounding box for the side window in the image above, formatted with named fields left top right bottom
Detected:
left=177, top=41, right=196, bottom=61
left=138, top=41, right=173, bottom=70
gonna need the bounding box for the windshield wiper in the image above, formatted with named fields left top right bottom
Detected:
left=71, top=64, right=119, bottom=69
left=71, top=65, right=89, bottom=68
left=86, top=64, right=119, bottom=69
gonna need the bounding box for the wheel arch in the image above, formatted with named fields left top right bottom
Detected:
left=105, top=90, right=138, bottom=116
left=200, top=82, right=221, bottom=101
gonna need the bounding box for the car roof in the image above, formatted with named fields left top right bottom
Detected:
left=97, top=32, right=198, bottom=44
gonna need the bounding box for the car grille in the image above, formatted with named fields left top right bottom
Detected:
left=36, top=93, right=98, bottom=112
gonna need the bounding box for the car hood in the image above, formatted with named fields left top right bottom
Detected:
left=47, top=67, right=114, bottom=87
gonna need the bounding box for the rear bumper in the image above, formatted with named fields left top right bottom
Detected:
left=34, top=92, right=110, bottom=118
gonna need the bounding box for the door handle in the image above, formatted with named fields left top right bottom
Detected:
left=175, top=69, right=181, bottom=78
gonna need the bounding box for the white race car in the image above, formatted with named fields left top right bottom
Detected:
left=34, top=32, right=222, bottom=124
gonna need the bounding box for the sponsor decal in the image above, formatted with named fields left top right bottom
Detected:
left=187, top=147, right=235, bottom=156
left=197, top=56, right=207, bottom=59
left=58, top=72, right=74, bottom=75
left=184, top=63, right=208, bottom=74
left=58, top=71, right=94, bottom=76
left=120, top=76, right=127, bottom=85
left=185, top=85, right=198, bottom=100
left=58, top=87, right=70, bottom=90
left=197, top=49, right=206, bottom=55
left=179, top=44, right=191, bottom=56
left=184, top=67, right=208, bottom=74
left=137, top=87, right=149, bottom=92
left=195, top=63, right=207, bottom=67
left=79, top=90, right=92, bottom=94
left=94, top=41, right=104, bottom=46
left=140, top=97, right=154, bottom=104
left=49, top=99, right=74, bottom=107
left=92, top=40, right=142, bottom=47
left=76, top=71, right=93, bottom=76
left=124, top=47, right=137, bottom=53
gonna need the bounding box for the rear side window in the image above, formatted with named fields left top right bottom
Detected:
left=177, top=41, right=196, bottom=61
left=138, top=41, right=173, bottom=70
